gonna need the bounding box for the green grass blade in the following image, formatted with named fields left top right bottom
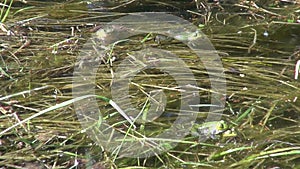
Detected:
left=234, top=106, right=253, bottom=124
left=0, top=0, right=8, bottom=20
left=1, top=0, right=13, bottom=23
left=13, top=6, right=35, bottom=16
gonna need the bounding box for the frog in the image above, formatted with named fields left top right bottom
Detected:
left=154, top=29, right=202, bottom=44
left=191, top=120, right=236, bottom=140
left=173, top=30, right=202, bottom=41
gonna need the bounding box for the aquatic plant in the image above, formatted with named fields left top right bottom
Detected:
left=0, top=0, right=13, bottom=23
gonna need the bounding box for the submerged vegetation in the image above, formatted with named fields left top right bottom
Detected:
left=0, top=0, right=300, bottom=168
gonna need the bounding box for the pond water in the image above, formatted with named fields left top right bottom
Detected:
left=0, top=0, right=299, bottom=168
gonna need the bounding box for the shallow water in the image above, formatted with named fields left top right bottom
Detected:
left=0, top=0, right=299, bottom=168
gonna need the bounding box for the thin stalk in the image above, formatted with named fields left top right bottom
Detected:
left=1, top=0, right=13, bottom=23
